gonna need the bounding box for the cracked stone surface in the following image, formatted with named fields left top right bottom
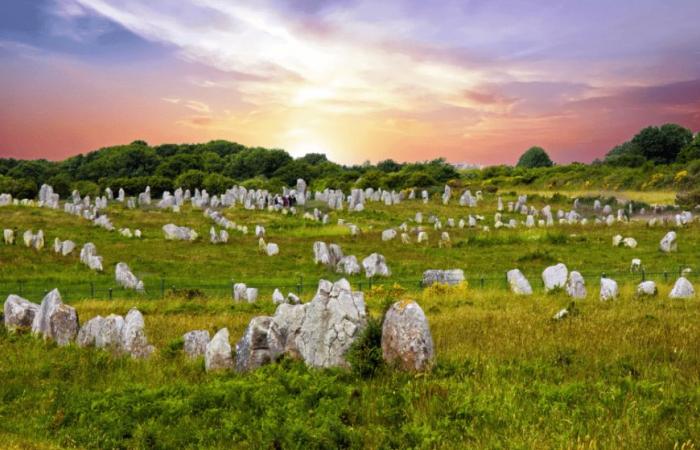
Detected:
left=31, top=289, right=79, bottom=346
left=4, top=295, right=39, bottom=331
left=381, top=300, right=434, bottom=372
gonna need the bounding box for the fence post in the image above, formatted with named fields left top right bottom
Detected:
left=90, top=282, right=95, bottom=298
left=480, top=277, right=484, bottom=288
left=504, top=272, right=508, bottom=290
left=297, top=276, right=302, bottom=295
left=641, top=269, right=645, bottom=282
left=231, top=280, right=235, bottom=300
left=18, top=280, right=23, bottom=296
left=664, top=271, right=668, bottom=283
left=161, top=278, right=165, bottom=299
left=108, top=288, right=112, bottom=300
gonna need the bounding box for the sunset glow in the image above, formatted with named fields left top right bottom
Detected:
left=1, top=0, right=699, bottom=164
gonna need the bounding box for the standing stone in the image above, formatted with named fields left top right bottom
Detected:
left=122, top=308, right=154, bottom=358
left=272, top=289, right=285, bottom=304
left=233, top=283, right=247, bottom=301
left=542, top=263, right=568, bottom=292
left=669, top=277, right=695, bottom=299
left=599, top=278, right=618, bottom=301
left=205, top=328, right=234, bottom=372
left=30, top=289, right=79, bottom=346
left=3, top=295, right=39, bottom=330
left=245, top=288, right=259, bottom=303
left=636, top=281, right=657, bottom=297
left=76, top=315, right=105, bottom=347
left=507, top=269, right=533, bottom=295
left=235, top=316, right=281, bottom=372
left=565, top=271, right=586, bottom=299
left=266, top=279, right=367, bottom=369
left=362, top=253, right=391, bottom=278
left=422, top=269, right=464, bottom=286
left=659, top=231, right=677, bottom=253
left=183, top=330, right=210, bottom=358
left=336, top=255, right=361, bottom=275
left=381, top=300, right=434, bottom=372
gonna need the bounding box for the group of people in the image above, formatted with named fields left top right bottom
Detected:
left=270, top=194, right=297, bottom=208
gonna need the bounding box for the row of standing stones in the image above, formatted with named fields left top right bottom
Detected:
left=2, top=279, right=435, bottom=373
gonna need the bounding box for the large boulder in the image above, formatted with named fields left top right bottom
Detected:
left=507, top=269, right=532, bottom=295
left=599, top=278, right=618, bottom=301
left=263, top=279, right=367, bottom=369
left=381, top=300, right=434, bottom=371
left=542, top=263, right=568, bottom=292
left=205, top=328, right=233, bottom=371
left=122, top=308, right=154, bottom=358
left=659, top=231, right=677, bottom=253
left=235, top=316, right=281, bottom=372
left=362, top=253, right=391, bottom=278
left=183, top=330, right=210, bottom=358
left=3, top=295, right=39, bottom=331
left=422, top=269, right=465, bottom=286
left=31, top=289, right=79, bottom=346
left=565, top=271, right=586, bottom=299
left=669, top=277, right=695, bottom=299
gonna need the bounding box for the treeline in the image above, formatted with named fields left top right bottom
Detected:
left=0, top=140, right=458, bottom=198
left=0, top=123, right=698, bottom=204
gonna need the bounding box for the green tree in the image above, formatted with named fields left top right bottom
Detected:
left=631, top=124, right=693, bottom=163
left=202, top=173, right=235, bottom=195
left=516, top=147, right=553, bottom=168
left=175, top=170, right=206, bottom=190
left=677, top=133, right=700, bottom=163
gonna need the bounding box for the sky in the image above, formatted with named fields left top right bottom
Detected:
left=1, top=0, right=699, bottom=165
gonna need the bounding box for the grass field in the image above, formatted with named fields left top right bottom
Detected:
left=1, top=191, right=699, bottom=448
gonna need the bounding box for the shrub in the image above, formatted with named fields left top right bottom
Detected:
left=346, top=316, right=384, bottom=379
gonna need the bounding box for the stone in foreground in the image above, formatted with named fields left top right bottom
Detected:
left=30, top=289, right=79, bottom=346
left=669, top=277, right=695, bottom=299
left=205, top=328, right=233, bottom=371
left=183, top=330, right=210, bottom=359
left=507, top=269, right=533, bottom=295
left=381, top=300, right=434, bottom=371
left=542, top=263, right=568, bottom=292
left=4, top=294, right=39, bottom=331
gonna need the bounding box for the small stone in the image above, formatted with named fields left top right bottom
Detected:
left=183, top=330, right=210, bottom=358
left=205, top=328, right=234, bottom=371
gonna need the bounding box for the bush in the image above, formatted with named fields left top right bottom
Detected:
left=346, top=316, right=385, bottom=379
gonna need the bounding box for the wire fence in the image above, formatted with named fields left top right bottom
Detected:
left=0, top=265, right=694, bottom=302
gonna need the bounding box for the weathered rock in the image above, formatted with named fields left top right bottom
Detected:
left=636, top=281, right=657, bottom=296
left=266, top=243, right=279, bottom=256
left=123, top=308, right=154, bottom=358
left=235, top=316, right=282, bottom=372
left=259, top=279, right=367, bottom=369
left=205, top=328, right=233, bottom=371
left=381, top=300, right=434, bottom=371
left=612, top=235, right=623, bottom=247
left=599, top=278, right=618, bottom=301
left=669, top=277, right=695, bottom=299
left=115, top=262, right=144, bottom=292
left=336, top=255, right=361, bottom=275
left=507, top=269, right=533, bottom=295
left=542, top=263, right=568, bottom=292
left=76, top=315, right=104, bottom=347
left=30, top=289, right=79, bottom=346
left=565, top=271, right=586, bottom=298
left=61, top=240, right=76, bottom=256
left=422, top=269, right=464, bottom=286
left=233, top=283, right=247, bottom=301
left=622, top=237, right=638, bottom=248
left=3, top=294, right=39, bottom=330
left=630, top=258, right=642, bottom=272
left=245, top=288, right=258, bottom=303
left=183, top=330, right=210, bottom=358
left=381, top=229, right=397, bottom=241
left=659, top=231, right=677, bottom=253
left=163, top=224, right=198, bottom=241
left=272, top=289, right=285, bottom=304
left=362, top=253, right=391, bottom=278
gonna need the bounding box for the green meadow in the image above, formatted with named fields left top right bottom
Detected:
left=1, top=191, right=699, bottom=449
